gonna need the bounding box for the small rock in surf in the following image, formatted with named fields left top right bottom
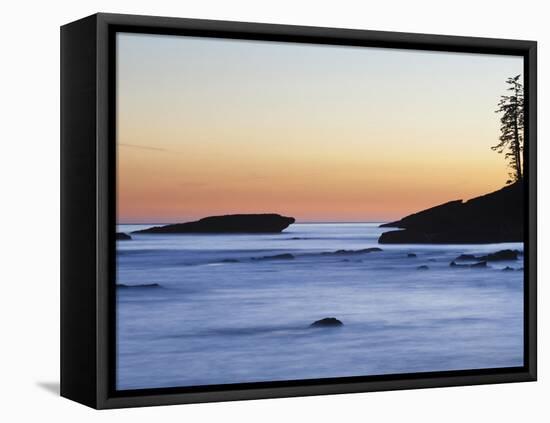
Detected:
left=450, top=261, right=487, bottom=268
left=478, top=249, right=519, bottom=261
left=323, top=247, right=382, bottom=256
left=455, top=254, right=477, bottom=261
left=255, top=253, right=295, bottom=260
left=310, top=317, right=344, bottom=328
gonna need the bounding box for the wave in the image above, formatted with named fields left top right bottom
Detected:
left=119, top=247, right=387, bottom=266
left=233, top=248, right=384, bottom=264
left=158, top=320, right=433, bottom=341
left=117, top=283, right=162, bottom=289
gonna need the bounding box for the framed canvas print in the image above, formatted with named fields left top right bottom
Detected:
left=60, top=13, right=537, bottom=409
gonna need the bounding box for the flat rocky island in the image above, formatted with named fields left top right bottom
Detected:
left=133, top=213, right=296, bottom=234
left=378, top=182, right=523, bottom=244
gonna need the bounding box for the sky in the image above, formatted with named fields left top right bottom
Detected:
left=116, top=32, right=523, bottom=223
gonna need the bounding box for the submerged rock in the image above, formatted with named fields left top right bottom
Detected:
left=255, top=253, right=295, bottom=261
left=454, top=249, right=520, bottom=263
left=116, top=232, right=132, bottom=240
left=310, top=317, right=343, bottom=328
left=133, top=213, right=295, bottom=234
left=378, top=183, right=523, bottom=244
left=450, top=261, right=487, bottom=268
left=455, top=254, right=477, bottom=261
left=323, top=247, right=382, bottom=256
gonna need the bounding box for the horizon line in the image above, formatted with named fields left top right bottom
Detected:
left=117, top=220, right=389, bottom=225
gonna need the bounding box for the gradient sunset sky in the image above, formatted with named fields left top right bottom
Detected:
left=116, top=32, right=523, bottom=223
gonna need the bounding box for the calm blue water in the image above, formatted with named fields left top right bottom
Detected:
left=116, top=223, right=524, bottom=390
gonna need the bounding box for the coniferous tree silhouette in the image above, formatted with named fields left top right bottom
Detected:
left=492, top=75, right=524, bottom=184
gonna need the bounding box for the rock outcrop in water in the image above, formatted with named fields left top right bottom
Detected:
left=450, top=261, right=487, bottom=268
left=478, top=249, right=520, bottom=261
left=322, top=247, right=382, bottom=256
left=116, top=232, right=132, bottom=240
left=133, top=214, right=295, bottom=234
left=453, top=249, right=520, bottom=263
left=310, top=317, right=343, bottom=327
left=254, top=253, right=295, bottom=261
left=455, top=254, right=477, bottom=261
left=378, top=182, right=523, bottom=244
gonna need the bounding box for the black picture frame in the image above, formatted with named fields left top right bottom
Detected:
left=61, top=12, right=537, bottom=409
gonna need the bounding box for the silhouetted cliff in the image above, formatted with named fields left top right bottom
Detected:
left=378, top=182, right=523, bottom=244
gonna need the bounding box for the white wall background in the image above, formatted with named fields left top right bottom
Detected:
left=1, top=0, right=546, bottom=421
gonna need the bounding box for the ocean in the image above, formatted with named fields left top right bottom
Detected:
left=116, top=223, right=524, bottom=390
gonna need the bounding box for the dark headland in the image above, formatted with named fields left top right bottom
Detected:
left=378, top=182, right=523, bottom=244
left=133, top=213, right=296, bottom=234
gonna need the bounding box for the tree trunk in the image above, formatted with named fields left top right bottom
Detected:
left=513, top=85, right=522, bottom=181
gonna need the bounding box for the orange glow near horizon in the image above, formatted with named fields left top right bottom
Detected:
left=116, top=33, right=523, bottom=223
